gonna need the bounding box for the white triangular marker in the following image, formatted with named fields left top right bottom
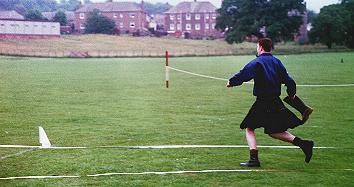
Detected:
left=39, top=126, right=51, bottom=148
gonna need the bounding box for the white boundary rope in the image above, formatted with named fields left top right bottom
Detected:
left=1, top=169, right=352, bottom=180
left=167, top=66, right=354, bottom=87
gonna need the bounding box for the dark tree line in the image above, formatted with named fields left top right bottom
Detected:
left=310, top=0, right=354, bottom=48
left=216, top=0, right=306, bottom=44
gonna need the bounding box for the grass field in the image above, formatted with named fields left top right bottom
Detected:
left=0, top=52, right=354, bottom=186
left=0, top=34, right=351, bottom=57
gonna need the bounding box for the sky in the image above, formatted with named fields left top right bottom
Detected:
left=77, top=0, right=340, bottom=13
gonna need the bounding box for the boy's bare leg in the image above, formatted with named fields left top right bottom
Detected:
left=240, top=128, right=260, bottom=167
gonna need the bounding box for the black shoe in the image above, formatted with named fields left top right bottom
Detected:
left=300, top=140, right=314, bottom=163
left=240, top=160, right=261, bottom=167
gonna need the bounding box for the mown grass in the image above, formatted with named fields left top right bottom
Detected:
left=0, top=52, right=353, bottom=186
left=0, top=34, right=351, bottom=57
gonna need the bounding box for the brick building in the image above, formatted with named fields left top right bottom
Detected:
left=164, top=0, right=223, bottom=39
left=75, top=1, right=147, bottom=33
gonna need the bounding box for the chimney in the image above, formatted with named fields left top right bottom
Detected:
left=141, top=0, right=145, bottom=11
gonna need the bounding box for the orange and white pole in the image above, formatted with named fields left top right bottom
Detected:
left=165, top=50, right=169, bottom=88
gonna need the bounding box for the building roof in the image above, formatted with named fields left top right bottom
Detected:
left=76, top=2, right=143, bottom=13
left=165, top=1, right=217, bottom=14
left=42, top=11, right=75, bottom=21
left=0, top=10, right=25, bottom=20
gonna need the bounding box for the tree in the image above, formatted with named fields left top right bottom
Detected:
left=58, top=0, right=81, bottom=11
left=25, top=9, right=45, bottom=21
left=341, top=0, right=354, bottom=48
left=84, top=9, right=116, bottom=34
left=307, top=10, right=317, bottom=24
left=0, top=0, right=57, bottom=13
left=216, top=0, right=306, bottom=44
left=53, top=10, right=67, bottom=26
left=309, top=4, right=351, bottom=49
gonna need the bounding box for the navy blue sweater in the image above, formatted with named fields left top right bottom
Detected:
left=229, top=53, right=296, bottom=97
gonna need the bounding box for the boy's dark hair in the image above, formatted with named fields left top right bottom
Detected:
left=258, top=38, right=273, bottom=52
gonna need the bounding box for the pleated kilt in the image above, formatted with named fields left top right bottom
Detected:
left=240, top=97, right=303, bottom=134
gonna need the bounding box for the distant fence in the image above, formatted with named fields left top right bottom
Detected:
left=0, top=48, right=245, bottom=58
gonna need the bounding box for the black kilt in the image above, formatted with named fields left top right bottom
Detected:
left=240, top=97, right=303, bottom=134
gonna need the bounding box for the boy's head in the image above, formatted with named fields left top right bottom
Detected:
left=257, top=38, right=273, bottom=55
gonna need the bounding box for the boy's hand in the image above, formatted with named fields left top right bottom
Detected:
left=226, top=81, right=232, bottom=88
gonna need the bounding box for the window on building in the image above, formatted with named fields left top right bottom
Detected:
left=80, top=13, right=85, bottom=19
left=80, top=24, right=85, bottom=29
left=170, top=14, right=175, bottom=20
left=195, top=14, right=200, bottom=20
left=177, top=14, right=181, bottom=20
left=212, top=23, right=216, bottom=29
left=195, top=24, right=200, bottom=30
left=130, top=13, right=135, bottom=18
left=177, top=24, right=181, bottom=31
left=186, top=23, right=191, bottom=30
left=113, top=13, right=117, bottom=18
left=130, top=22, right=135, bottom=28
left=119, top=22, right=124, bottom=28
left=212, top=13, right=217, bottom=19
left=186, top=13, right=191, bottom=20
left=205, top=13, right=209, bottom=19
left=205, top=23, right=209, bottom=30
left=120, top=13, right=123, bottom=18
left=170, top=24, right=175, bottom=31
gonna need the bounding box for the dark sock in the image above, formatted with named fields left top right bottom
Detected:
left=292, top=137, right=314, bottom=163
left=250, top=149, right=259, bottom=161
left=292, top=137, right=303, bottom=147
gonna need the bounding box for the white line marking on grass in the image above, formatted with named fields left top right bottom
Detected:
left=98, top=145, right=335, bottom=149
left=0, top=176, right=80, bottom=180
left=0, top=145, right=335, bottom=149
left=1, top=148, right=37, bottom=160
left=168, top=66, right=354, bottom=87
left=1, top=169, right=352, bottom=180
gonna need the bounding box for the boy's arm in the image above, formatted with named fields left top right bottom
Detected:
left=279, top=62, right=296, bottom=97
left=227, top=61, right=257, bottom=88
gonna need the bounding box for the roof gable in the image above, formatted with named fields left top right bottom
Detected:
left=165, top=1, right=217, bottom=14
left=76, top=2, right=143, bottom=13
left=0, top=10, right=25, bottom=20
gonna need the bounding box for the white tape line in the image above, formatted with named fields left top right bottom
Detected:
left=168, top=66, right=230, bottom=82
left=98, top=145, right=335, bottom=149
left=0, top=145, right=41, bottom=148
left=0, top=145, right=335, bottom=149
left=88, top=168, right=353, bottom=177
left=1, top=169, right=352, bottom=180
left=168, top=66, right=354, bottom=87
left=1, top=148, right=37, bottom=160
left=0, top=176, right=80, bottom=180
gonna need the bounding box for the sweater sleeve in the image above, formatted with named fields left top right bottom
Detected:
left=229, top=61, right=257, bottom=86
left=278, top=61, right=296, bottom=97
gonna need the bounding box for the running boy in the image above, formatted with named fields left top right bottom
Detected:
left=227, top=38, right=314, bottom=167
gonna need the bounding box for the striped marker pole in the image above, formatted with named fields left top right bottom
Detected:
left=165, top=50, right=169, bottom=88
